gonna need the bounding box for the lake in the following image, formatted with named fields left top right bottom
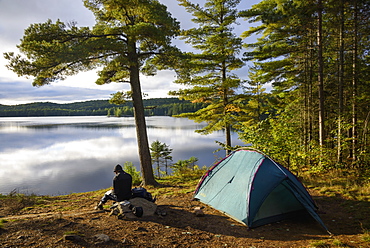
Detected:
left=0, top=116, right=244, bottom=195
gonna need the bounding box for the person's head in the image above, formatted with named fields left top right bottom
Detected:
left=113, top=164, right=123, bottom=174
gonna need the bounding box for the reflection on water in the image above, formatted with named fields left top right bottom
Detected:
left=0, top=116, right=244, bottom=195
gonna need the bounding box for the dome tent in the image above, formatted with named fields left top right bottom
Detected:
left=193, top=149, right=329, bottom=232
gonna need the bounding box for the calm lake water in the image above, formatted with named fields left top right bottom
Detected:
left=0, top=116, right=244, bottom=195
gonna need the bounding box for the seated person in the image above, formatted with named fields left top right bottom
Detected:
left=96, top=164, right=132, bottom=210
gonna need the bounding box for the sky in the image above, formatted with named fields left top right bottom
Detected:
left=0, top=0, right=259, bottom=105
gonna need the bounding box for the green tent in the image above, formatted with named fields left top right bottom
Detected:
left=194, top=149, right=329, bottom=232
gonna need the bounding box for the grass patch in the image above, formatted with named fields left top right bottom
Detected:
left=90, top=189, right=109, bottom=198
left=64, top=230, right=84, bottom=236
left=362, top=229, right=370, bottom=243
left=0, top=190, right=51, bottom=215
left=147, top=175, right=200, bottom=197
left=0, top=219, right=8, bottom=229
left=56, top=205, right=80, bottom=212
left=53, top=199, right=70, bottom=203
left=303, top=170, right=370, bottom=201
left=309, top=240, right=330, bottom=248
left=332, top=239, right=348, bottom=247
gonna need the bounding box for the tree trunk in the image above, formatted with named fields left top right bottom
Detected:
left=225, top=124, right=231, bottom=155
left=337, top=0, right=345, bottom=164
left=307, top=31, right=315, bottom=167
left=128, top=39, right=157, bottom=186
left=317, top=0, right=325, bottom=149
left=351, top=0, right=358, bottom=167
left=222, top=62, right=231, bottom=155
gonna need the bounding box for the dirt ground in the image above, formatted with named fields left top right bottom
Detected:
left=0, top=184, right=369, bottom=248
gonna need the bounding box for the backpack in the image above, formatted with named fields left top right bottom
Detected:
left=131, top=187, right=156, bottom=203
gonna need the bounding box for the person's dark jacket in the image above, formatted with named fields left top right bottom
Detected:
left=112, top=170, right=133, bottom=201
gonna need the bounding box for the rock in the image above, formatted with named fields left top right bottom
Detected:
left=63, top=234, right=83, bottom=242
left=110, top=198, right=158, bottom=219
left=129, top=198, right=157, bottom=216
left=194, top=207, right=205, bottom=217
left=94, top=234, right=110, bottom=243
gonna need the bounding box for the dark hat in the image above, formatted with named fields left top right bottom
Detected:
left=113, top=164, right=123, bottom=172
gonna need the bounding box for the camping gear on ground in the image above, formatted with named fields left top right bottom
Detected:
left=110, top=200, right=143, bottom=218
left=132, top=187, right=156, bottom=203
left=108, top=188, right=158, bottom=219
left=193, top=149, right=329, bottom=232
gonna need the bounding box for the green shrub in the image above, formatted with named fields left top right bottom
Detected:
left=3, top=190, right=38, bottom=214
left=123, top=162, right=142, bottom=185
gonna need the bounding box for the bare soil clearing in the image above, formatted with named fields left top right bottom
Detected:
left=0, top=184, right=369, bottom=247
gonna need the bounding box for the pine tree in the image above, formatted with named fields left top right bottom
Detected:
left=170, top=0, right=246, bottom=155
left=150, top=140, right=172, bottom=178
left=239, top=0, right=370, bottom=170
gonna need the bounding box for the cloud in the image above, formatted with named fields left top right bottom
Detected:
left=0, top=80, right=114, bottom=104
left=0, top=69, right=182, bottom=104
left=0, top=0, right=258, bottom=105
left=0, top=0, right=94, bottom=45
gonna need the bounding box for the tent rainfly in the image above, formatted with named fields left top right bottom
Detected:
left=193, top=149, right=329, bottom=232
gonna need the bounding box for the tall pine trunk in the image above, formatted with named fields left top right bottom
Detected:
left=222, top=61, right=232, bottom=155
left=317, top=0, right=325, bottom=150
left=351, top=0, right=358, bottom=167
left=128, top=39, right=157, bottom=186
left=337, top=0, right=345, bottom=164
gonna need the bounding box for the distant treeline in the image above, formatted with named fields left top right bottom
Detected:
left=0, top=98, right=208, bottom=117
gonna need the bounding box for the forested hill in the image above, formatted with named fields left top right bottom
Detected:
left=0, top=98, right=207, bottom=117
